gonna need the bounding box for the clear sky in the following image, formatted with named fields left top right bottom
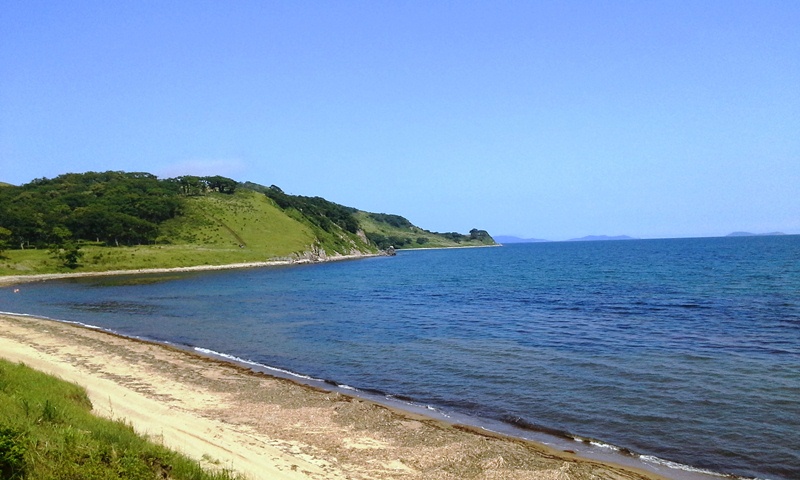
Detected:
left=2, top=1, right=798, bottom=240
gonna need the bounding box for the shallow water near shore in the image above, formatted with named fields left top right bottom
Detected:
left=3, top=236, right=799, bottom=480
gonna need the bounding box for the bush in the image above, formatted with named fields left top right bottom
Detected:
left=0, top=359, right=243, bottom=480
left=0, top=426, right=27, bottom=480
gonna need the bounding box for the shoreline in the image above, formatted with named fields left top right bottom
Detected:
left=0, top=312, right=671, bottom=480
left=0, top=243, right=502, bottom=287
left=0, top=252, right=381, bottom=287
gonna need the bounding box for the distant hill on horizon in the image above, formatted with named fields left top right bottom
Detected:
left=494, top=235, right=549, bottom=244
left=568, top=235, right=637, bottom=242
left=726, top=231, right=786, bottom=237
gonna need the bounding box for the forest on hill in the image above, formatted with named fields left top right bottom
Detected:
left=0, top=171, right=494, bottom=272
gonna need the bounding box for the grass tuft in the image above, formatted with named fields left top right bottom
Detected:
left=0, top=359, right=244, bottom=480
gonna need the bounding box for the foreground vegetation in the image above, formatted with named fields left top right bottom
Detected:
left=0, top=171, right=494, bottom=275
left=0, top=358, right=243, bottom=480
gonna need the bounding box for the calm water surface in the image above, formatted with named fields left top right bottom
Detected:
left=3, top=236, right=799, bottom=480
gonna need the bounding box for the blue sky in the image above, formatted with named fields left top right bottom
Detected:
left=2, top=1, right=798, bottom=240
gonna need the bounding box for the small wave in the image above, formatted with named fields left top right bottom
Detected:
left=570, top=436, right=750, bottom=479
left=323, top=379, right=357, bottom=390
left=192, top=347, right=452, bottom=421
left=639, top=455, right=747, bottom=479
left=1, top=310, right=106, bottom=331
left=424, top=405, right=450, bottom=418
left=192, top=347, right=320, bottom=381
left=1, top=310, right=50, bottom=319
left=570, top=436, right=638, bottom=456
left=59, top=319, right=104, bottom=330
left=581, top=438, right=620, bottom=451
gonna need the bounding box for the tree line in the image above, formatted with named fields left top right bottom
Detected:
left=0, top=171, right=241, bottom=253
left=262, top=185, right=360, bottom=235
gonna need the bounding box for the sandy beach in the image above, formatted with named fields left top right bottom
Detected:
left=0, top=312, right=668, bottom=480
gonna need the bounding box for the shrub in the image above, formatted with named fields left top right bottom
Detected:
left=0, top=426, right=27, bottom=480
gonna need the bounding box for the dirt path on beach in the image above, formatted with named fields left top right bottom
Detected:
left=0, top=314, right=666, bottom=480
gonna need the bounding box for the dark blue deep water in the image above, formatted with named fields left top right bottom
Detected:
left=3, top=236, right=799, bottom=480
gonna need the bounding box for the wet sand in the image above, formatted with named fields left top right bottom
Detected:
left=0, top=313, right=667, bottom=480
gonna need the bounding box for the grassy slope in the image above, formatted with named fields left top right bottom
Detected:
left=0, top=358, right=242, bottom=480
left=159, top=188, right=376, bottom=258
left=0, top=188, right=488, bottom=276
left=355, top=211, right=496, bottom=249
left=0, top=190, right=320, bottom=275
left=158, top=189, right=316, bottom=257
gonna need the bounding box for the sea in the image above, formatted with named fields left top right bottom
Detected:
left=2, top=235, right=798, bottom=480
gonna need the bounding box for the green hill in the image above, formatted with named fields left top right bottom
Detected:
left=0, top=171, right=494, bottom=275
left=356, top=212, right=495, bottom=249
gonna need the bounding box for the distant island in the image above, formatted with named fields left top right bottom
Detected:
left=726, top=232, right=786, bottom=237
left=494, top=235, right=549, bottom=244
left=568, top=235, right=637, bottom=242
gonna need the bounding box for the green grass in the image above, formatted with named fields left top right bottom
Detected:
left=0, top=188, right=487, bottom=276
left=0, top=249, right=60, bottom=275
left=0, top=244, right=292, bottom=276
left=159, top=189, right=316, bottom=253
left=0, top=358, right=244, bottom=480
left=0, top=190, right=323, bottom=276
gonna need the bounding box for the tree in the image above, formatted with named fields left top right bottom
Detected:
left=368, top=213, right=413, bottom=229
left=0, top=227, right=11, bottom=257
left=203, top=175, right=237, bottom=194
left=469, top=228, right=491, bottom=241
left=48, top=226, right=83, bottom=269
left=263, top=187, right=360, bottom=234
left=171, top=176, right=204, bottom=196
left=0, top=171, right=183, bottom=248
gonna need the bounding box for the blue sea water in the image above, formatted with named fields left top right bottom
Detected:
left=2, top=236, right=799, bottom=480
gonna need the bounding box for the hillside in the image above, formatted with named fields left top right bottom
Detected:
left=158, top=188, right=372, bottom=259
left=0, top=171, right=494, bottom=275
left=355, top=212, right=495, bottom=249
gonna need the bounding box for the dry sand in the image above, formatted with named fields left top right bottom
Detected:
left=0, top=313, right=667, bottom=480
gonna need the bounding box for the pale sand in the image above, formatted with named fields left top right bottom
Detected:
left=0, top=313, right=666, bottom=480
